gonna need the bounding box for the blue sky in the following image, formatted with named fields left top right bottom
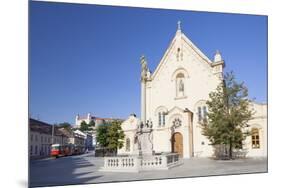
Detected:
left=29, top=1, right=267, bottom=125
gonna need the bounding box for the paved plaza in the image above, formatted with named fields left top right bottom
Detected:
left=30, top=151, right=267, bottom=187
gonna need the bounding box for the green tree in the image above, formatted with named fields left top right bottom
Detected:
left=88, top=120, right=95, bottom=131
left=57, top=122, right=72, bottom=130
left=96, top=125, right=110, bottom=156
left=79, top=120, right=95, bottom=132
left=107, top=120, right=125, bottom=155
left=202, top=72, right=254, bottom=159
left=79, top=121, right=89, bottom=132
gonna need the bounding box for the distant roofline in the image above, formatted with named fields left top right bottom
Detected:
left=76, top=114, right=124, bottom=121
left=29, top=118, right=72, bottom=137
left=29, top=118, right=53, bottom=127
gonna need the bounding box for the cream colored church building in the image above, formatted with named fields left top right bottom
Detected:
left=118, top=22, right=267, bottom=159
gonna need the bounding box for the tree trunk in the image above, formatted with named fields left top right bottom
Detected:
left=229, top=140, right=233, bottom=159
left=114, top=148, right=117, bottom=156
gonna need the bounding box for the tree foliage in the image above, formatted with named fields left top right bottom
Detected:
left=96, top=124, right=110, bottom=148
left=202, top=72, right=254, bottom=159
left=88, top=120, right=95, bottom=128
left=95, top=120, right=125, bottom=156
left=79, top=120, right=95, bottom=132
left=79, top=121, right=89, bottom=132
left=56, top=122, right=72, bottom=130
left=107, top=120, right=125, bottom=151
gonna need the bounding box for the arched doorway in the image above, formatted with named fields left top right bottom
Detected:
left=171, top=132, right=183, bottom=157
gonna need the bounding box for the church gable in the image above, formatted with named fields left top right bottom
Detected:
left=151, top=22, right=214, bottom=82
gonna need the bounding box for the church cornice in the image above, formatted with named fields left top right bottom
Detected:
left=211, top=60, right=225, bottom=68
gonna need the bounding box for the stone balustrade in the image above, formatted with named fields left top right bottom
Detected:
left=103, top=156, right=139, bottom=172
left=100, top=153, right=182, bottom=172
left=166, top=153, right=180, bottom=167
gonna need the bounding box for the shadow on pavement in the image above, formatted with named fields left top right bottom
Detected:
left=29, top=152, right=103, bottom=187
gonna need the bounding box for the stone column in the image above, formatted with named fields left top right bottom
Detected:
left=140, top=56, right=147, bottom=124
left=141, top=80, right=146, bottom=123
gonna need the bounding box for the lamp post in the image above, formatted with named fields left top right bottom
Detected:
left=52, top=124, right=55, bottom=144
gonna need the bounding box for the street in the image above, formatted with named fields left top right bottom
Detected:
left=30, top=152, right=267, bottom=187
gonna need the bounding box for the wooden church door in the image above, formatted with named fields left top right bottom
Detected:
left=172, top=132, right=183, bottom=157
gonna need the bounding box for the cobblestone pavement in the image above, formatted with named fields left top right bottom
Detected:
left=29, top=152, right=267, bottom=187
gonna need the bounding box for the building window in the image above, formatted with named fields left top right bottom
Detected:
left=31, top=134, right=33, bottom=142
left=158, top=112, right=161, bottom=127
left=35, top=146, right=38, bottom=155
left=48, top=137, right=50, bottom=143
left=252, top=128, right=260, bottom=149
left=45, top=137, right=47, bottom=143
left=198, top=107, right=202, bottom=121
left=203, top=106, right=207, bottom=120
left=126, top=138, right=130, bottom=152
left=30, top=145, right=33, bottom=155
left=173, top=118, right=182, bottom=128
left=162, top=112, right=166, bottom=126
left=35, top=135, right=38, bottom=141
left=158, top=112, right=166, bottom=127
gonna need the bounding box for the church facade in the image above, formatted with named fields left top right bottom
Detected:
left=118, top=22, right=267, bottom=159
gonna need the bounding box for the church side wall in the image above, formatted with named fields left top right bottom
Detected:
left=244, top=103, right=267, bottom=157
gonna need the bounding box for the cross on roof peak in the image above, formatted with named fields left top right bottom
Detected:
left=177, top=21, right=181, bottom=31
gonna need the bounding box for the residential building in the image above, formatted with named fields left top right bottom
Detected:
left=29, top=118, right=69, bottom=159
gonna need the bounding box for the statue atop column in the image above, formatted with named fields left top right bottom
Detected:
left=140, top=55, right=148, bottom=82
